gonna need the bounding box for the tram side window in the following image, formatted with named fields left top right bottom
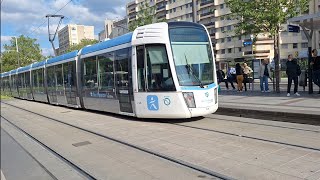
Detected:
left=38, top=69, right=44, bottom=93
left=137, top=46, right=145, bottom=91
left=63, top=61, right=76, bottom=88
left=98, top=52, right=114, bottom=93
left=32, top=71, right=38, bottom=92
left=83, top=56, right=98, bottom=90
left=115, top=48, right=130, bottom=88
left=145, top=45, right=175, bottom=91
left=25, top=71, right=31, bottom=88
left=56, top=64, right=64, bottom=93
left=47, top=66, right=55, bottom=88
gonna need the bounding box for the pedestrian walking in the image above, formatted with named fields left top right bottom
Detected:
left=225, top=67, right=236, bottom=90
left=311, top=49, right=320, bottom=94
left=258, top=59, right=272, bottom=92
left=286, top=54, right=301, bottom=96
left=243, top=63, right=253, bottom=91
left=235, top=63, right=244, bottom=92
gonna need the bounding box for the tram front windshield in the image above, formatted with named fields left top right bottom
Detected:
left=169, top=27, right=214, bottom=86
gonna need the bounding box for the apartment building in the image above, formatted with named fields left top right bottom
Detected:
left=58, top=24, right=94, bottom=55
left=215, top=0, right=320, bottom=66
left=98, top=18, right=129, bottom=41
left=98, top=20, right=114, bottom=41
left=126, top=0, right=215, bottom=45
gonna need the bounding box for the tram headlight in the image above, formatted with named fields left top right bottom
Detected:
left=183, top=92, right=196, bottom=108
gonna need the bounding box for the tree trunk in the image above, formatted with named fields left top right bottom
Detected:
left=274, top=31, right=280, bottom=93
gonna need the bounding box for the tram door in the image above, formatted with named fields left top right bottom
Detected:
left=115, top=48, right=133, bottom=113
left=64, top=61, right=78, bottom=105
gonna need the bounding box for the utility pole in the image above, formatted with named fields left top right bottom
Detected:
left=15, top=37, right=20, bottom=67
left=45, top=14, right=64, bottom=56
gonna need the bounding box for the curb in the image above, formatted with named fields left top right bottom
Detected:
left=216, top=107, right=320, bottom=126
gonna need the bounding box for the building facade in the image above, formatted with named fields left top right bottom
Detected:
left=58, top=24, right=94, bottom=55
left=127, top=0, right=319, bottom=67
left=126, top=0, right=215, bottom=47
left=98, top=18, right=129, bottom=41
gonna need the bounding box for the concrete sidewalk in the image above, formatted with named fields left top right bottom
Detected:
left=217, top=90, right=320, bottom=125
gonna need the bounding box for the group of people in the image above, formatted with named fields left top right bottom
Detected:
left=285, top=49, right=320, bottom=96
left=217, top=52, right=320, bottom=95
left=217, top=62, right=253, bottom=92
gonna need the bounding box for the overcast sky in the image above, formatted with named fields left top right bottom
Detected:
left=1, top=0, right=131, bottom=56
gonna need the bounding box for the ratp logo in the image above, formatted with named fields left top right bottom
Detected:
left=147, top=95, right=159, bottom=111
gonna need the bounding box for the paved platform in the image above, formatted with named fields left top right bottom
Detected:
left=2, top=99, right=320, bottom=180
left=217, top=90, right=320, bottom=125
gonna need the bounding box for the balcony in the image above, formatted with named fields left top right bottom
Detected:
left=157, top=5, right=166, bottom=11
left=203, top=22, right=215, bottom=27
left=200, top=0, right=214, bottom=7
left=129, top=15, right=136, bottom=20
left=200, top=12, right=212, bottom=17
left=157, top=14, right=167, bottom=20
left=156, top=0, right=165, bottom=3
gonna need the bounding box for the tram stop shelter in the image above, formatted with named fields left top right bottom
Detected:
left=288, top=12, right=320, bottom=94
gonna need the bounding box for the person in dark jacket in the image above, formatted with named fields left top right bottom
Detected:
left=235, top=63, right=244, bottom=92
left=286, top=54, right=300, bottom=96
left=311, top=49, right=320, bottom=94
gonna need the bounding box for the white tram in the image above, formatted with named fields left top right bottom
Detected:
left=1, top=22, right=218, bottom=118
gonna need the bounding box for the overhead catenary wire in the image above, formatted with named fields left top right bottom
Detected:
left=25, top=0, right=73, bottom=37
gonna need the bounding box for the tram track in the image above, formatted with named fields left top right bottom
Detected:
left=1, top=116, right=96, bottom=180
left=1, top=101, right=232, bottom=180
left=204, top=115, right=320, bottom=133
left=170, top=122, right=320, bottom=152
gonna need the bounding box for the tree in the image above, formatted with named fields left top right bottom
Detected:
left=65, top=38, right=99, bottom=53
left=128, top=2, right=167, bottom=31
left=1, top=35, right=44, bottom=73
left=225, top=0, right=310, bottom=93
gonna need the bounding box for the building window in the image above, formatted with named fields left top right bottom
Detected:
left=173, top=8, right=176, bottom=12
left=228, top=48, right=232, bottom=53
left=181, top=6, right=183, bottom=10
left=238, top=36, right=242, bottom=40
left=221, top=27, right=225, bottom=32
left=220, top=4, right=224, bottom=9
left=281, top=44, right=288, bottom=49
left=293, top=43, right=298, bottom=48
left=221, top=38, right=225, bottom=43
left=238, top=47, right=242, bottom=52
left=221, top=49, right=225, bottom=54
left=227, top=37, right=231, bottom=42
left=227, top=25, right=232, bottom=31
left=186, top=4, right=188, bottom=8
left=220, top=16, right=224, bottom=20
left=170, top=9, right=172, bottom=13
left=190, top=3, right=192, bottom=7
left=301, top=43, right=308, bottom=48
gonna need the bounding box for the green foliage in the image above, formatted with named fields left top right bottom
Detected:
left=128, top=2, right=167, bottom=31
left=65, top=38, right=99, bottom=53
left=225, top=0, right=310, bottom=92
left=225, top=0, right=310, bottom=37
left=1, top=35, right=44, bottom=73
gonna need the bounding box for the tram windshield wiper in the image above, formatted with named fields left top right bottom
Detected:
left=184, top=54, right=204, bottom=88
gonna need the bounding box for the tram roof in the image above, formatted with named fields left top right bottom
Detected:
left=9, top=68, right=18, bottom=75
left=31, top=60, right=46, bottom=69
left=0, top=72, right=10, bottom=77
left=17, top=64, right=33, bottom=73
left=81, top=32, right=133, bottom=55
left=46, top=50, right=78, bottom=65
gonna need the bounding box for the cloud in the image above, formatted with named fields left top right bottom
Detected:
left=41, top=47, right=54, bottom=57
left=1, top=0, right=131, bottom=51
